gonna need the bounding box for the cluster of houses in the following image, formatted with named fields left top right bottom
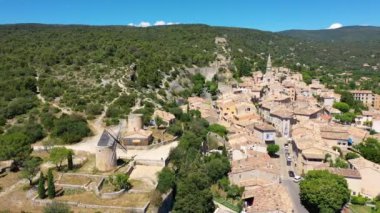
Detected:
left=187, top=55, right=380, bottom=212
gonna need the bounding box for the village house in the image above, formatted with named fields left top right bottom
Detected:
left=229, top=151, right=280, bottom=186
left=355, top=111, right=374, bottom=128
left=320, top=125, right=351, bottom=149
left=120, top=114, right=153, bottom=146
left=153, top=109, right=175, bottom=125
left=350, top=90, right=374, bottom=107
left=348, top=157, right=380, bottom=198
left=249, top=123, right=276, bottom=144
left=372, top=114, right=380, bottom=133
left=374, top=94, right=380, bottom=110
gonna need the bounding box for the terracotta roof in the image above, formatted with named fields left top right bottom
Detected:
left=270, top=109, right=293, bottom=119
left=230, top=151, right=280, bottom=175
left=349, top=157, right=380, bottom=172
left=243, top=184, right=293, bottom=213
left=154, top=109, right=175, bottom=122
left=123, top=129, right=152, bottom=138
left=328, top=168, right=361, bottom=179
left=253, top=123, right=276, bottom=132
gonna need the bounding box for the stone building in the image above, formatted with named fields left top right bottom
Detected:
left=121, top=114, right=153, bottom=146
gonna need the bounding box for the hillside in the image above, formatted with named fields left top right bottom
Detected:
left=1, top=24, right=380, bottom=156
left=279, top=26, right=380, bottom=42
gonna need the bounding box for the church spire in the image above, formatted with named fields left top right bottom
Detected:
left=266, top=54, right=272, bottom=72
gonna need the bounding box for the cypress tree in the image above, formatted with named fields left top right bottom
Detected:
left=47, top=169, right=55, bottom=199
left=37, top=172, right=46, bottom=199
left=67, top=152, right=73, bottom=170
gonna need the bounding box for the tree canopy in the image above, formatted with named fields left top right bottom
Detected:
left=299, top=170, right=350, bottom=213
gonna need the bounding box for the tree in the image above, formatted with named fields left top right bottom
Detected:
left=355, top=137, right=380, bottom=163
left=333, top=102, right=350, bottom=113
left=157, top=167, right=175, bottom=193
left=208, top=124, right=228, bottom=137
left=43, top=201, right=70, bottom=213
left=67, top=151, right=73, bottom=170
left=300, top=170, right=350, bottom=213
left=38, top=172, right=46, bottom=199
left=20, top=157, right=42, bottom=186
left=49, top=147, right=73, bottom=170
left=108, top=173, right=131, bottom=191
left=47, top=169, right=55, bottom=199
left=52, top=114, right=91, bottom=144
left=267, top=144, right=280, bottom=156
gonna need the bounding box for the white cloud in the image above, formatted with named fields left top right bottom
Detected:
left=128, top=20, right=179, bottom=27
left=328, top=23, right=343, bottom=29
left=138, top=21, right=151, bottom=27
left=154, top=20, right=166, bottom=26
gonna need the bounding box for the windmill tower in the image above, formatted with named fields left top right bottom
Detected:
left=95, top=128, right=128, bottom=172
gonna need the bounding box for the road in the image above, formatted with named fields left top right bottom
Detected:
left=276, top=137, right=309, bottom=213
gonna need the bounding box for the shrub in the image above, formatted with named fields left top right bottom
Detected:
left=47, top=169, right=55, bottom=199
left=351, top=195, right=367, bottom=205
left=267, top=144, right=280, bottom=156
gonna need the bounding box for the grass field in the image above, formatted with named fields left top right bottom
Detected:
left=56, top=191, right=149, bottom=207
left=350, top=204, right=374, bottom=213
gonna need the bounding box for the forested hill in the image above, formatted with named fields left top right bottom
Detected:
left=0, top=23, right=380, bottom=166
left=279, top=26, right=380, bottom=42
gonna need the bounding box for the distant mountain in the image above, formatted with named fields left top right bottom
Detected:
left=279, top=26, right=380, bottom=42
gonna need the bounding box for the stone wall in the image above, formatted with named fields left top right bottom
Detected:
left=32, top=195, right=150, bottom=213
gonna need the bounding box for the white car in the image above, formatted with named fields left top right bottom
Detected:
left=293, top=175, right=302, bottom=183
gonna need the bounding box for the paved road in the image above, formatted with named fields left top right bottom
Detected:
left=276, top=137, right=309, bottom=213
left=282, top=180, right=309, bottom=213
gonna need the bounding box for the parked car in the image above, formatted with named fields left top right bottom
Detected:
left=287, top=156, right=292, bottom=161
left=284, top=144, right=289, bottom=149
left=293, top=175, right=302, bottom=183
left=288, top=170, right=295, bottom=177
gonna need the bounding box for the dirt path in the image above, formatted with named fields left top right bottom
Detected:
left=35, top=74, right=72, bottom=115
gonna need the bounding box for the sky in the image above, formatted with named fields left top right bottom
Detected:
left=0, top=0, right=379, bottom=31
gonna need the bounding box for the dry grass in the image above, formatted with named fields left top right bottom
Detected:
left=0, top=172, right=21, bottom=189
left=0, top=184, right=43, bottom=212
left=58, top=174, right=98, bottom=186
left=130, top=179, right=153, bottom=191
left=56, top=191, right=149, bottom=207
left=151, top=128, right=175, bottom=142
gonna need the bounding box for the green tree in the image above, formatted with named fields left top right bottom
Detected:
left=47, top=169, right=55, bottom=199
left=20, top=157, right=42, bottom=186
left=157, top=167, right=175, bottom=193
left=49, top=147, right=73, bottom=170
left=300, top=170, right=350, bottom=213
left=43, top=201, right=70, bottom=213
left=67, top=151, right=73, bottom=170
left=38, top=172, right=46, bottom=199
left=52, top=114, right=91, bottom=144
left=355, top=137, right=380, bottom=163
left=333, top=102, right=350, bottom=113
left=267, top=144, right=280, bottom=156
left=208, top=124, right=228, bottom=137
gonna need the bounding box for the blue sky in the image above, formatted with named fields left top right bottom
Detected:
left=0, top=0, right=379, bottom=31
